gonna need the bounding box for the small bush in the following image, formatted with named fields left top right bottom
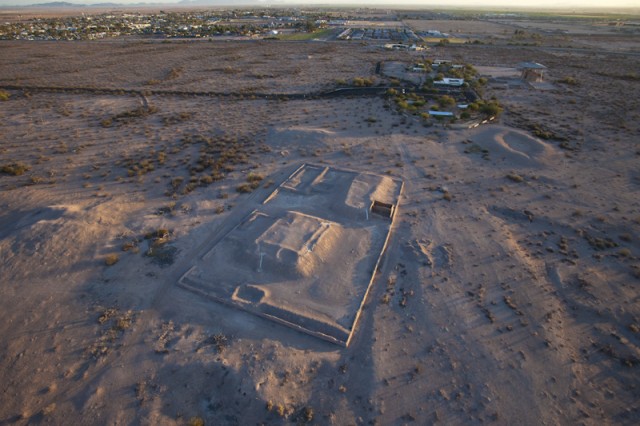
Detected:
left=105, top=253, right=119, bottom=266
left=506, top=173, right=524, bottom=183
left=236, top=183, right=253, bottom=193
left=559, top=76, right=578, bottom=86
left=301, top=406, right=314, bottom=423
left=247, top=172, right=264, bottom=183
left=352, top=77, right=375, bottom=87
left=617, top=248, right=632, bottom=258
left=438, top=95, right=456, bottom=107
left=1, top=162, right=29, bottom=176
left=41, top=403, right=56, bottom=416
left=0, top=90, right=10, bottom=101
left=187, top=417, right=204, bottom=426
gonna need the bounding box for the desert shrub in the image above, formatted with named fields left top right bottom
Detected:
left=199, top=175, right=214, bottom=185
left=236, top=183, right=253, bottom=193
left=0, top=90, right=10, bottom=101
left=105, top=253, right=119, bottom=266
left=617, top=248, right=631, bottom=257
left=183, top=182, right=197, bottom=194
left=162, top=112, right=192, bottom=126
left=167, top=67, right=183, bottom=80
left=247, top=172, right=264, bottom=183
left=559, top=76, right=578, bottom=85
left=584, top=234, right=618, bottom=250
left=187, top=417, right=204, bottom=426
left=1, top=162, right=29, bottom=176
left=619, top=233, right=632, bottom=242
left=212, top=333, right=227, bottom=352
left=301, top=406, right=314, bottom=423
left=460, top=111, right=471, bottom=119
left=42, top=403, right=56, bottom=416
left=479, top=100, right=503, bottom=117
left=223, top=66, right=240, bottom=74
left=533, top=127, right=553, bottom=139
left=145, top=228, right=170, bottom=240
left=352, top=77, right=374, bottom=87
left=506, top=173, right=524, bottom=183
left=171, top=176, right=184, bottom=189
left=438, top=95, right=456, bottom=107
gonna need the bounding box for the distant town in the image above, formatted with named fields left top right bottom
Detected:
left=0, top=8, right=512, bottom=41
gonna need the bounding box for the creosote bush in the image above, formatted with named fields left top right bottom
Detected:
left=1, top=162, right=30, bottom=176
left=506, top=173, right=524, bottom=183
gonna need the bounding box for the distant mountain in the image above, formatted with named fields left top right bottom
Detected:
left=28, top=1, right=87, bottom=6
left=177, top=0, right=262, bottom=4
left=21, top=0, right=262, bottom=6
left=25, top=1, right=160, bottom=6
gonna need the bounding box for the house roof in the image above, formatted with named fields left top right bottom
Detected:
left=428, top=111, right=454, bottom=116
left=517, top=62, right=547, bottom=70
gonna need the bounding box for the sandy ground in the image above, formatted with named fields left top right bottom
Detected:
left=1, top=23, right=640, bottom=426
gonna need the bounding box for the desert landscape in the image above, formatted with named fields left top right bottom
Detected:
left=1, top=6, right=639, bottom=425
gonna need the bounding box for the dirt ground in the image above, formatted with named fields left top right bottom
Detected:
left=1, top=19, right=639, bottom=426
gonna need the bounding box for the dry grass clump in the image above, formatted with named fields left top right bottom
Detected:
left=161, top=112, right=192, bottom=126
left=197, top=333, right=228, bottom=354
left=0, top=90, right=10, bottom=101
left=144, top=228, right=177, bottom=266
left=583, top=233, right=618, bottom=251
left=187, top=417, right=204, bottom=426
left=102, top=106, right=158, bottom=127
left=352, top=76, right=376, bottom=87
left=300, top=406, right=314, bottom=423
left=41, top=403, right=56, bottom=416
left=506, top=173, right=524, bottom=183
left=237, top=172, right=264, bottom=193
left=88, top=309, right=135, bottom=359
left=1, top=162, right=30, bottom=176
left=167, top=66, right=183, bottom=80
left=236, top=183, right=253, bottom=193
left=104, top=253, right=119, bottom=266
left=558, top=76, right=579, bottom=85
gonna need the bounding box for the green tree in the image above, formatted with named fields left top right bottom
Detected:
left=304, top=20, right=317, bottom=33
left=438, top=95, right=456, bottom=107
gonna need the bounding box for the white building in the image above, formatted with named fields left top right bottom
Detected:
left=433, top=78, right=465, bottom=87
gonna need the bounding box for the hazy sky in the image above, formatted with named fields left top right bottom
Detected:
left=0, top=0, right=638, bottom=8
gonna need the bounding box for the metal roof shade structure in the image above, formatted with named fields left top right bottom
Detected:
left=517, top=62, right=547, bottom=69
